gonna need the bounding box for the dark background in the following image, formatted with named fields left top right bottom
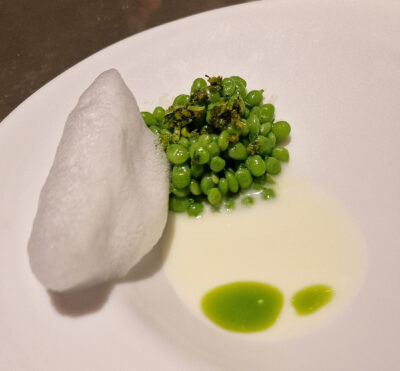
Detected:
left=0, top=0, right=253, bottom=122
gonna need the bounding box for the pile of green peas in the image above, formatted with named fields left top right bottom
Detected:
left=141, top=75, right=291, bottom=216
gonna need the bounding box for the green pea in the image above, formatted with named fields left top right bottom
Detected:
left=243, top=107, right=250, bottom=118
left=218, top=178, right=229, bottom=196
left=224, top=198, right=236, bottom=210
left=190, top=164, right=205, bottom=178
left=153, top=106, right=165, bottom=123
left=218, top=130, right=229, bottom=151
left=265, top=157, right=281, bottom=175
left=225, top=169, right=239, bottom=193
left=195, top=147, right=210, bottom=165
left=255, top=135, right=274, bottom=156
left=200, top=174, right=216, bottom=195
left=241, top=195, right=254, bottom=207
left=191, top=78, right=208, bottom=93
left=171, top=186, right=189, bottom=198
left=245, top=90, right=263, bottom=107
left=173, top=94, right=190, bottom=106
left=272, top=121, right=291, bottom=141
left=209, top=156, right=225, bottom=173
left=226, top=123, right=240, bottom=136
left=268, top=132, right=277, bottom=147
left=169, top=196, right=189, bottom=213
left=235, top=168, right=253, bottom=190
left=248, top=114, right=260, bottom=140
left=260, top=104, right=275, bottom=123
left=207, top=141, right=220, bottom=157
left=228, top=142, right=248, bottom=160
left=191, top=145, right=210, bottom=165
left=208, top=90, right=221, bottom=103
left=230, top=76, right=247, bottom=87
left=198, top=134, right=212, bottom=146
left=260, top=122, right=272, bottom=136
left=239, top=96, right=248, bottom=114
left=181, top=127, right=191, bottom=138
left=247, top=113, right=260, bottom=127
left=149, top=125, right=160, bottom=135
left=189, top=179, right=202, bottom=196
left=246, top=155, right=266, bottom=177
left=261, top=187, right=276, bottom=200
left=211, top=172, right=219, bottom=184
left=187, top=202, right=204, bottom=217
left=189, top=135, right=198, bottom=145
left=210, top=134, right=218, bottom=142
left=240, top=120, right=250, bottom=136
left=266, top=174, right=276, bottom=184
left=272, top=147, right=289, bottom=162
left=141, top=111, right=157, bottom=126
left=166, top=144, right=189, bottom=165
left=222, top=77, right=236, bottom=96
left=207, top=188, right=222, bottom=207
left=178, top=137, right=190, bottom=148
left=172, top=165, right=191, bottom=189
left=235, top=81, right=246, bottom=98
left=250, top=106, right=261, bottom=117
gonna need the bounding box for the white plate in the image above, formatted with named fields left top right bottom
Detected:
left=1, top=0, right=400, bottom=369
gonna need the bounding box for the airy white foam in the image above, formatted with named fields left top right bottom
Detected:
left=28, top=69, right=169, bottom=292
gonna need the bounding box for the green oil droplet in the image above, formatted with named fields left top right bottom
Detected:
left=292, top=284, right=334, bottom=315
left=201, top=281, right=283, bottom=333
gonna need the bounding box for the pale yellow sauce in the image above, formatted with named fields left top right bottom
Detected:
left=163, top=170, right=367, bottom=340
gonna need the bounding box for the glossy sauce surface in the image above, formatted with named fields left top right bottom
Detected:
left=163, top=170, right=367, bottom=340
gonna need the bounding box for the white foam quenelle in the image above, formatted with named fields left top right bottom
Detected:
left=28, top=69, right=169, bottom=292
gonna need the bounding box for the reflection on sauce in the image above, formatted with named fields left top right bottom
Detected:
left=292, top=285, right=334, bottom=315
left=201, top=282, right=283, bottom=333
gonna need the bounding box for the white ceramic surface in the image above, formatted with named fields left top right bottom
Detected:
left=1, top=0, right=399, bottom=369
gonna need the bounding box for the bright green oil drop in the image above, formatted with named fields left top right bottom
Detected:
left=201, top=281, right=283, bottom=333
left=292, top=284, right=334, bottom=315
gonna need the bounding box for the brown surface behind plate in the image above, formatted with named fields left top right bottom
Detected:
left=0, top=0, right=253, bottom=122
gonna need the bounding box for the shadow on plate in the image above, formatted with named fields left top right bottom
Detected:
left=48, top=282, right=113, bottom=316
left=47, top=214, right=176, bottom=317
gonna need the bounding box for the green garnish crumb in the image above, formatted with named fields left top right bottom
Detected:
left=142, top=75, right=291, bottom=216
left=224, top=198, right=235, bottom=210
left=241, top=195, right=254, bottom=207
left=260, top=187, right=276, bottom=200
